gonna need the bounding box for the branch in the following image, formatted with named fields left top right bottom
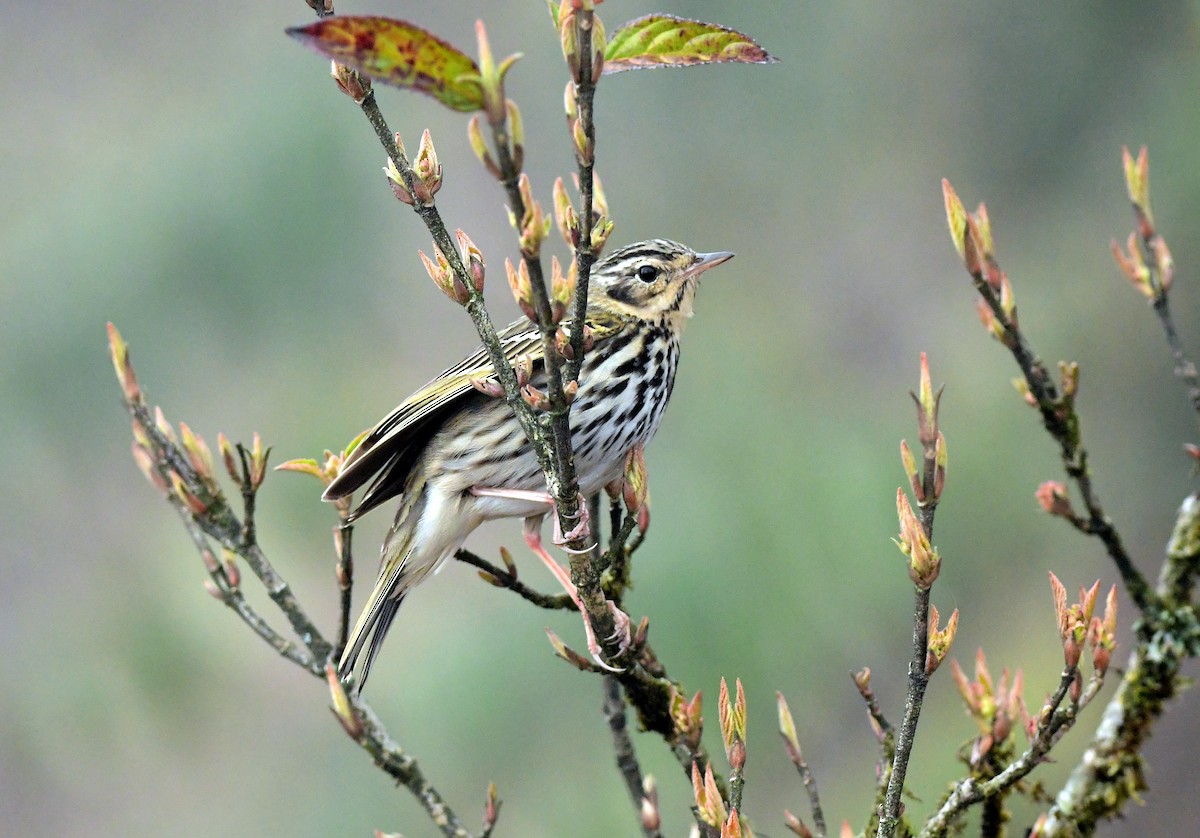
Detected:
left=920, top=663, right=1093, bottom=837
left=332, top=675, right=478, bottom=838
left=1151, top=292, right=1200, bottom=417
left=943, top=182, right=1154, bottom=612
left=1037, top=493, right=1200, bottom=834
left=334, top=518, right=354, bottom=661
left=877, top=356, right=946, bottom=838
left=456, top=548, right=576, bottom=610
left=603, top=676, right=662, bottom=838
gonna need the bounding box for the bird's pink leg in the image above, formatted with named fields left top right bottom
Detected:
left=470, top=487, right=621, bottom=669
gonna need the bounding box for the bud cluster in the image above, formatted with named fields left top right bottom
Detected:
left=718, top=676, right=747, bottom=773
left=690, top=760, right=727, bottom=829
left=330, top=60, right=371, bottom=103
left=670, top=686, right=704, bottom=752
left=1112, top=145, right=1173, bottom=300
left=1049, top=572, right=1118, bottom=678
left=943, top=180, right=1018, bottom=348
left=949, top=649, right=1031, bottom=767
left=384, top=130, right=442, bottom=206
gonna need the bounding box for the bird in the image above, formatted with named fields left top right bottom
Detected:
left=323, top=239, right=733, bottom=690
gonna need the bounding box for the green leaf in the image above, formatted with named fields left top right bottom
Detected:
left=286, top=16, right=484, bottom=112
left=604, top=15, right=776, bottom=73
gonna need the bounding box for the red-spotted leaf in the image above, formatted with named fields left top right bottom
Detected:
left=604, top=15, right=776, bottom=73
left=287, top=16, right=483, bottom=112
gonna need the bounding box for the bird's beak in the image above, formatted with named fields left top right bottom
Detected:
left=684, top=250, right=735, bottom=279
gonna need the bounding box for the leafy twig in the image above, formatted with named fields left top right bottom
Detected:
left=456, top=548, right=575, bottom=610
left=943, top=181, right=1154, bottom=613
left=1037, top=493, right=1200, bottom=834
left=877, top=356, right=949, bottom=838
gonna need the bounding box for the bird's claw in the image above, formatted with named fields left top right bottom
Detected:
left=551, top=495, right=592, bottom=548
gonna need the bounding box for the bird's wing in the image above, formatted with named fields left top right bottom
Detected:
left=324, top=312, right=628, bottom=519
left=323, top=317, right=543, bottom=516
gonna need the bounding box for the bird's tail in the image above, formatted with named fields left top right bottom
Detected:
left=338, top=503, right=422, bottom=692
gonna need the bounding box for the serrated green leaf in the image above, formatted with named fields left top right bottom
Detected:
left=287, top=16, right=484, bottom=112
left=604, top=15, right=776, bottom=73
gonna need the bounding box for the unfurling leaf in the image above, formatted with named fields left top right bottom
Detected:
left=604, top=16, right=776, bottom=73
left=287, top=17, right=484, bottom=112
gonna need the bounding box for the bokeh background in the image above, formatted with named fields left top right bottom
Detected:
left=5, top=1, right=1200, bottom=835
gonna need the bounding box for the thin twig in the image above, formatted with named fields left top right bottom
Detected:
left=335, top=518, right=354, bottom=661
left=456, top=548, right=575, bottom=610
left=566, top=9, right=599, bottom=383
left=173, top=494, right=318, bottom=672
left=128, top=400, right=334, bottom=663
left=787, top=742, right=828, bottom=838
left=602, top=676, right=662, bottom=838
left=973, top=276, right=1154, bottom=612
left=921, top=664, right=1089, bottom=837
left=1037, top=493, right=1200, bottom=834
left=344, top=696, right=477, bottom=838
left=1152, top=292, right=1200, bottom=417
left=877, top=586, right=931, bottom=838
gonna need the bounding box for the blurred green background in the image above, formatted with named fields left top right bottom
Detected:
left=4, top=1, right=1200, bottom=835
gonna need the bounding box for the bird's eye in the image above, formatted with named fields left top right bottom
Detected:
left=636, top=265, right=659, bottom=282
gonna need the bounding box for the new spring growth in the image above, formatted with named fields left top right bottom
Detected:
left=467, top=116, right=501, bottom=180
left=383, top=133, right=414, bottom=205
left=1036, top=480, right=1076, bottom=520
left=913, top=352, right=942, bottom=449
left=776, top=691, right=804, bottom=766
left=472, top=20, right=522, bottom=125
left=640, top=776, right=660, bottom=832
left=330, top=60, right=371, bottom=103
left=564, top=80, right=578, bottom=124
left=1050, top=573, right=1118, bottom=676
left=620, top=444, right=648, bottom=517
left=178, top=422, right=215, bottom=487
left=244, top=431, right=269, bottom=491
left=506, top=99, right=525, bottom=173
left=508, top=173, right=550, bottom=257
left=220, top=548, right=240, bottom=590
left=550, top=255, right=577, bottom=323
left=553, top=177, right=580, bottom=248
left=410, top=129, right=443, bottom=204
left=943, top=180, right=1018, bottom=343
left=1115, top=150, right=1174, bottom=297
left=482, top=782, right=500, bottom=831
left=722, top=809, right=745, bottom=838
left=505, top=258, right=537, bottom=322
left=545, top=627, right=597, bottom=671
left=1049, top=572, right=1100, bottom=670
left=691, top=761, right=728, bottom=828
left=559, top=3, right=580, bottom=78
left=1090, top=585, right=1119, bottom=676
left=896, top=488, right=940, bottom=588
left=419, top=245, right=469, bottom=306
left=326, top=662, right=363, bottom=738
left=170, top=470, right=207, bottom=516
left=784, top=810, right=814, bottom=838
left=925, top=604, right=959, bottom=675
left=1122, top=145, right=1154, bottom=238
left=950, top=649, right=1030, bottom=765
left=575, top=171, right=614, bottom=251
left=1111, top=232, right=1155, bottom=300
left=106, top=323, right=142, bottom=404
left=719, top=677, right=747, bottom=772
left=218, top=433, right=241, bottom=487
left=670, top=686, right=704, bottom=751
left=456, top=229, right=486, bottom=294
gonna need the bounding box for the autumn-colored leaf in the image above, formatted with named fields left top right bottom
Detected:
left=286, top=16, right=484, bottom=112
left=604, top=15, right=776, bottom=73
